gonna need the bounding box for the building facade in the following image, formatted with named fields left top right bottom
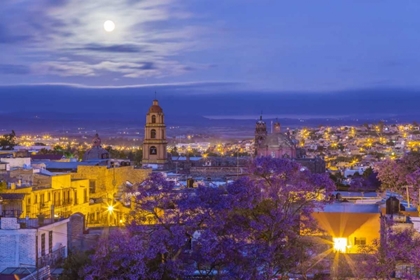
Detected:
left=142, top=99, right=168, bottom=169
left=83, top=133, right=110, bottom=162
left=0, top=217, right=68, bottom=273
left=254, top=117, right=297, bottom=158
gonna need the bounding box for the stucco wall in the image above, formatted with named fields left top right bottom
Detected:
left=312, top=212, right=380, bottom=253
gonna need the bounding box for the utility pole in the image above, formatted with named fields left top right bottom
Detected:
left=35, top=233, right=39, bottom=280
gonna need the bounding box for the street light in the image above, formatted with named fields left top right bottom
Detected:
left=107, top=205, right=114, bottom=213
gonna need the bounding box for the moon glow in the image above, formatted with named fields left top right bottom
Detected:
left=104, top=20, right=115, bottom=32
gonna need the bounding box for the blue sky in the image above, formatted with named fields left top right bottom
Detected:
left=1, top=0, right=420, bottom=92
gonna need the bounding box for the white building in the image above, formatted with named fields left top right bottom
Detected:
left=0, top=217, right=68, bottom=273
left=0, top=157, right=31, bottom=169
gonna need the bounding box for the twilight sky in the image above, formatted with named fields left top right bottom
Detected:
left=1, top=0, right=420, bottom=92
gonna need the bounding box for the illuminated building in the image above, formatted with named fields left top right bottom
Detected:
left=254, top=116, right=325, bottom=173
left=254, top=117, right=297, bottom=158
left=0, top=172, right=90, bottom=219
left=83, top=133, right=110, bottom=161
left=142, top=99, right=168, bottom=169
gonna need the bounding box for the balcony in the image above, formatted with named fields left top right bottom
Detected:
left=62, top=199, right=73, bottom=206
left=53, top=199, right=73, bottom=207
left=40, top=203, right=49, bottom=209
left=37, top=246, right=66, bottom=268
left=1, top=209, right=22, bottom=218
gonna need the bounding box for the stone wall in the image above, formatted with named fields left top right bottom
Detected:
left=72, top=166, right=151, bottom=199
left=67, top=213, right=85, bottom=252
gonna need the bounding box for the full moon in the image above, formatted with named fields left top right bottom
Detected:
left=104, top=20, right=115, bottom=32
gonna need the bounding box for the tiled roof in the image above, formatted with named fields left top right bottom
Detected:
left=31, top=154, right=64, bottom=160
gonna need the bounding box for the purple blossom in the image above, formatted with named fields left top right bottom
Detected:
left=84, top=157, right=336, bottom=279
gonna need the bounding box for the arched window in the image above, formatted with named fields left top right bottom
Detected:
left=150, top=146, right=157, bottom=155
left=151, top=129, right=156, bottom=139
left=151, top=115, right=156, bottom=123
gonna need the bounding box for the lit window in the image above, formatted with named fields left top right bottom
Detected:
left=354, top=237, right=366, bottom=246
left=150, top=146, right=157, bottom=155
left=333, top=238, right=347, bottom=253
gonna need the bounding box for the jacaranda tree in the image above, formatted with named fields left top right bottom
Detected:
left=84, top=157, right=335, bottom=279
left=357, top=216, right=420, bottom=279
left=377, top=151, right=420, bottom=205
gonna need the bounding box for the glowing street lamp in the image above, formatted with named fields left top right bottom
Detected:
left=107, top=205, right=114, bottom=213
left=333, top=238, right=347, bottom=253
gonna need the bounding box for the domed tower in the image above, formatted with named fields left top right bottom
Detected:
left=142, top=99, right=168, bottom=168
left=83, top=133, right=110, bottom=161
left=254, top=115, right=267, bottom=156
left=273, top=119, right=281, bottom=134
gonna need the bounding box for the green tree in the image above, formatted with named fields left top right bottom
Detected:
left=363, top=167, right=374, bottom=178
left=0, top=181, right=6, bottom=192
left=0, top=130, right=17, bottom=150
left=60, top=250, right=93, bottom=280
left=170, top=146, right=179, bottom=156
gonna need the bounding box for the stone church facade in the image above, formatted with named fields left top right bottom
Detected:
left=254, top=116, right=325, bottom=173
left=254, top=116, right=297, bottom=158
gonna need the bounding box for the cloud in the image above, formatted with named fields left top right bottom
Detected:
left=76, top=43, right=149, bottom=53
left=0, top=64, right=31, bottom=75
left=0, top=81, right=242, bottom=90
left=0, top=0, right=209, bottom=80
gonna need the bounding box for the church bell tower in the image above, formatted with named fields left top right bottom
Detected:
left=142, top=99, right=168, bottom=168
left=254, top=115, right=267, bottom=156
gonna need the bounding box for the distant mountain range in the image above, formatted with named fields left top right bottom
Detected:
left=1, top=84, right=420, bottom=135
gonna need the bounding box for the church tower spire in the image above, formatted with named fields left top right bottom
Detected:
left=254, top=114, right=267, bottom=156
left=142, top=99, right=168, bottom=169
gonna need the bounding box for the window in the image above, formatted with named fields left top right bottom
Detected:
left=27, top=198, right=31, bottom=204
left=151, top=129, right=156, bottom=139
left=48, top=231, right=53, bottom=254
left=54, top=192, right=61, bottom=206
left=35, top=195, right=38, bottom=204
left=63, top=190, right=71, bottom=204
left=84, top=189, right=88, bottom=203
left=150, top=146, right=157, bottom=155
left=354, top=237, right=366, bottom=246
left=40, top=194, right=45, bottom=204
left=41, top=233, right=46, bottom=256
left=89, top=180, right=96, bottom=194
left=151, top=115, right=156, bottom=123
left=47, top=192, right=50, bottom=201
left=74, top=190, right=78, bottom=205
